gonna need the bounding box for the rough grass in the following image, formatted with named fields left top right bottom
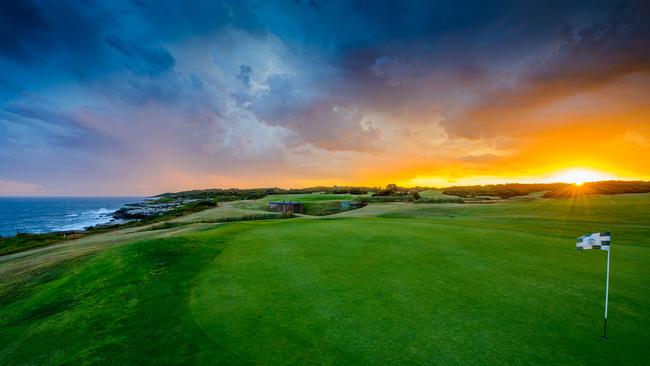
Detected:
left=0, top=232, right=85, bottom=256
left=1, top=194, right=650, bottom=365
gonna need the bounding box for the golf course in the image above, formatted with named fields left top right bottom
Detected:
left=1, top=191, right=649, bottom=365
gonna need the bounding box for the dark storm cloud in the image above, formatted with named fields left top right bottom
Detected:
left=0, top=0, right=50, bottom=62
left=537, top=1, right=650, bottom=85
left=2, top=0, right=649, bottom=193
left=441, top=1, right=650, bottom=137
left=0, top=0, right=118, bottom=71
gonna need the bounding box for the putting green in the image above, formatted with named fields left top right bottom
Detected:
left=188, top=198, right=650, bottom=364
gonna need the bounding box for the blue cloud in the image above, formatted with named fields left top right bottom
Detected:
left=105, top=34, right=175, bottom=76
left=1, top=101, right=117, bottom=149
left=237, top=64, right=253, bottom=87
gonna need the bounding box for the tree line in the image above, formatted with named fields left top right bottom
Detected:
left=543, top=181, right=650, bottom=198
left=442, top=183, right=570, bottom=198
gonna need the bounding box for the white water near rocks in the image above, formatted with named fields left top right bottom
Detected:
left=0, top=197, right=142, bottom=237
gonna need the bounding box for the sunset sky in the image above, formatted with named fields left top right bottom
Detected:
left=1, top=0, right=649, bottom=195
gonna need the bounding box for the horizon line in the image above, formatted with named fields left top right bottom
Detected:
left=1, top=179, right=646, bottom=197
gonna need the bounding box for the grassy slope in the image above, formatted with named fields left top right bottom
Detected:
left=1, top=194, right=650, bottom=365
left=169, top=202, right=279, bottom=223
left=233, top=192, right=362, bottom=216
left=241, top=192, right=359, bottom=208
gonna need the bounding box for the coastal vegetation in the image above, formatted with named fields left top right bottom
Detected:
left=155, top=186, right=376, bottom=202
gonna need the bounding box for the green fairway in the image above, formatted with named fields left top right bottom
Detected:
left=418, top=189, right=447, bottom=198
left=1, top=194, right=650, bottom=365
left=170, top=202, right=279, bottom=223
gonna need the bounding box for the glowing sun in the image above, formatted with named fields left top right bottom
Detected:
left=550, top=168, right=614, bottom=185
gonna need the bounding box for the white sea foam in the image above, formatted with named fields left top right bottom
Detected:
left=54, top=208, right=118, bottom=231
left=89, top=208, right=114, bottom=215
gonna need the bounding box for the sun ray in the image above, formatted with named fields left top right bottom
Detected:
left=548, top=168, right=615, bottom=185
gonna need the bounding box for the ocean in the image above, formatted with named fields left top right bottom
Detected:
left=0, top=197, right=143, bottom=237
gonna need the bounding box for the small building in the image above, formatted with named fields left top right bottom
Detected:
left=269, top=201, right=304, bottom=214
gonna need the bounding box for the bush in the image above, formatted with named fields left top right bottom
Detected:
left=330, top=186, right=369, bottom=195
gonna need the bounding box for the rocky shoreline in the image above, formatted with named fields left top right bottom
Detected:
left=88, top=197, right=202, bottom=230
left=111, top=198, right=197, bottom=220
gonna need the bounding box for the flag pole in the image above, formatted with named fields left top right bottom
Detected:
left=602, top=234, right=611, bottom=340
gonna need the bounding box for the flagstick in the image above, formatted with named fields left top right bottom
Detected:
left=602, top=238, right=611, bottom=340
